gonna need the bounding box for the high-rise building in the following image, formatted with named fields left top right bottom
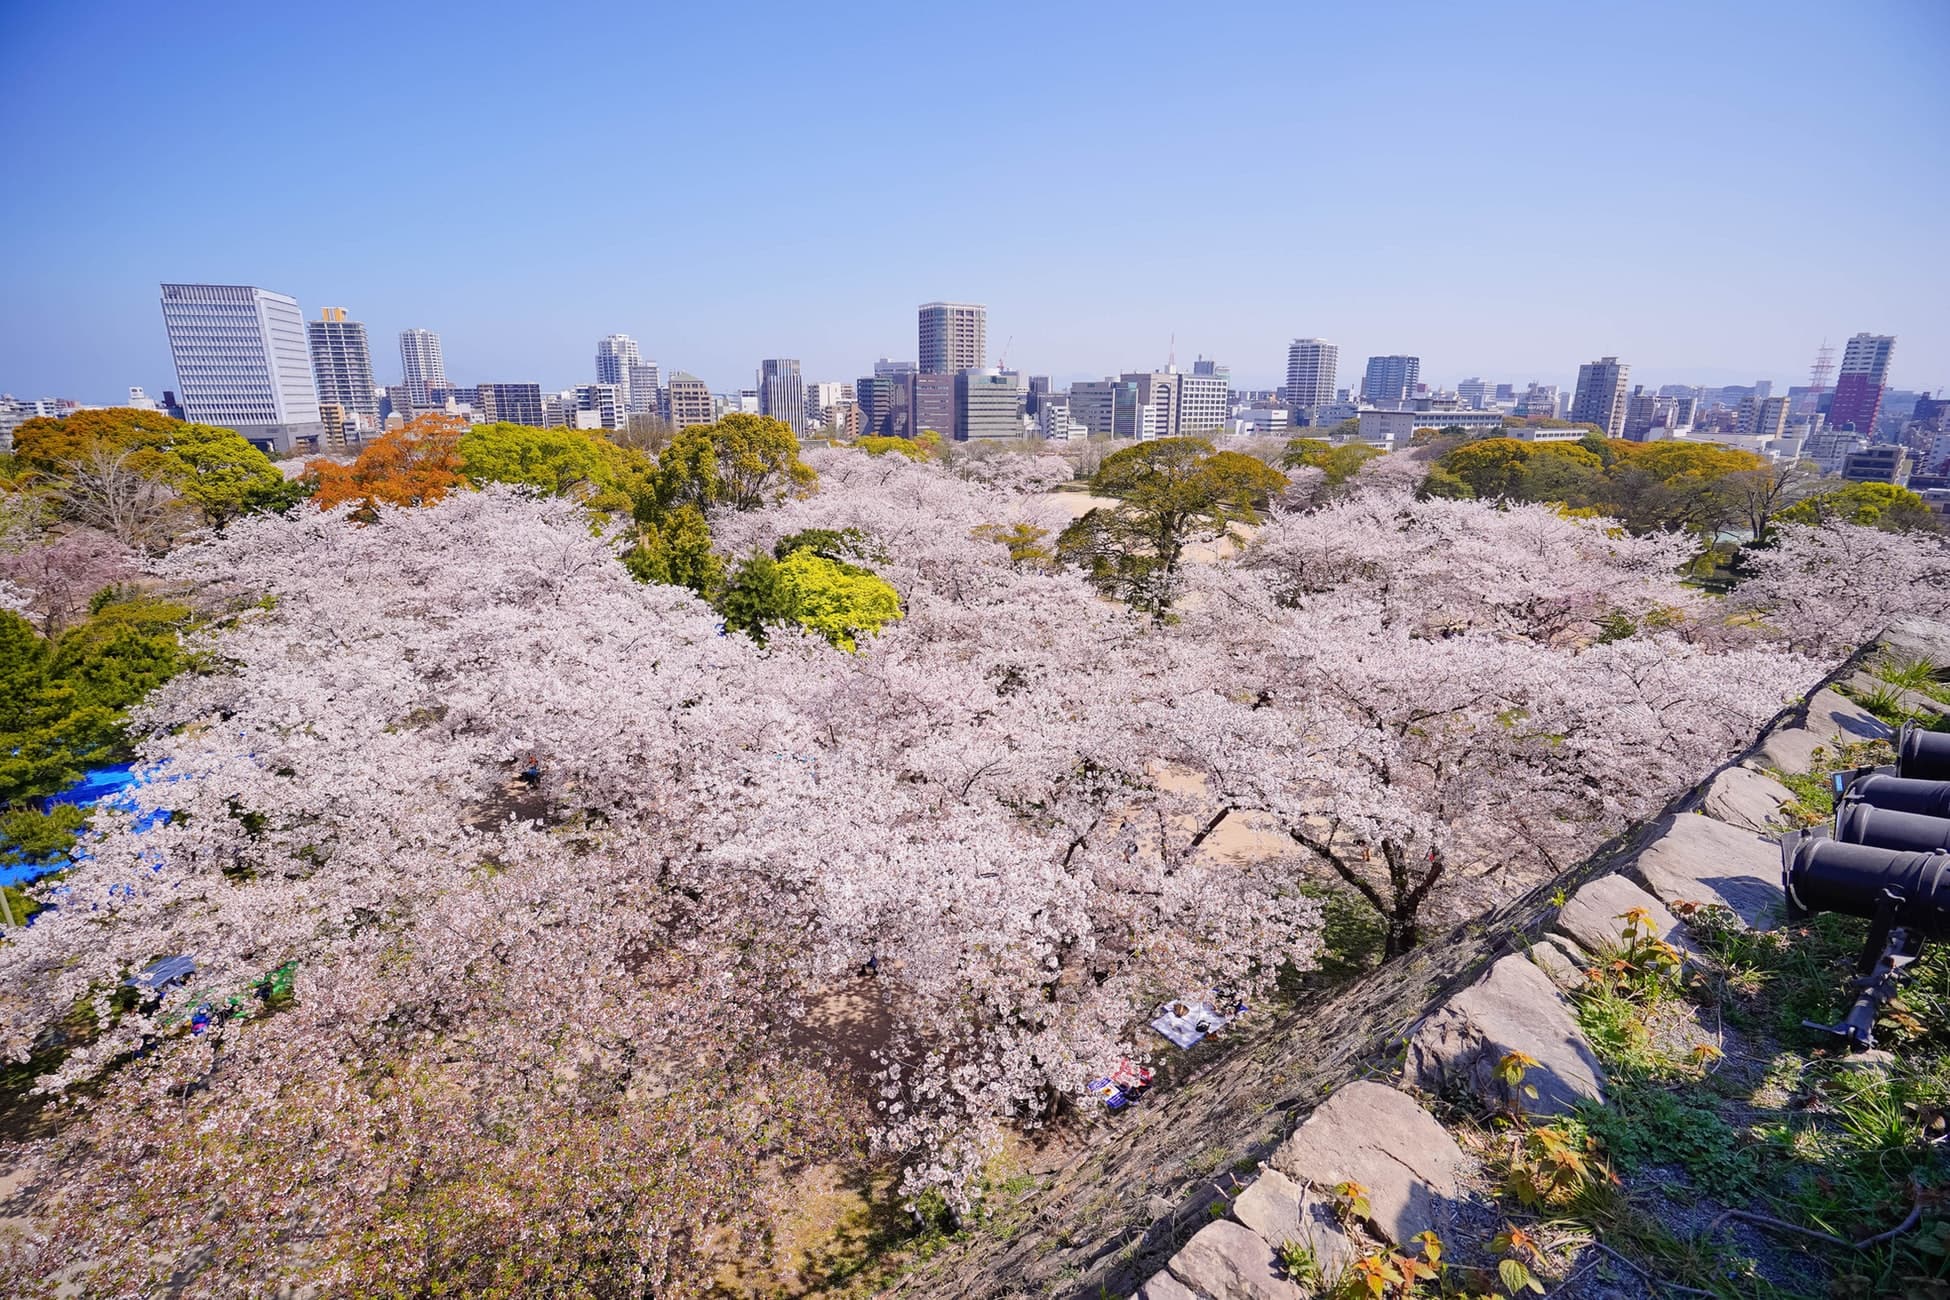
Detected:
left=1192, top=357, right=1231, bottom=389
left=666, top=373, right=714, bottom=429
left=1457, top=377, right=1491, bottom=410
left=855, top=373, right=912, bottom=439
left=1068, top=380, right=1117, bottom=436
left=758, top=358, right=805, bottom=436
left=627, top=361, right=661, bottom=417
left=159, top=283, right=324, bottom=451
left=1570, top=356, right=1630, bottom=438
left=1285, top=339, right=1339, bottom=410
left=874, top=357, right=918, bottom=378
left=477, top=383, right=545, bottom=425
left=1360, top=355, right=1421, bottom=405
left=596, top=334, right=641, bottom=410
left=919, top=302, right=986, bottom=374
left=398, top=329, right=447, bottom=409
left=911, top=372, right=955, bottom=436
left=1037, top=392, right=1087, bottom=441
left=1828, top=333, right=1896, bottom=434
left=956, top=370, right=1023, bottom=440
left=307, top=307, right=379, bottom=427
left=1176, top=371, right=1229, bottom=436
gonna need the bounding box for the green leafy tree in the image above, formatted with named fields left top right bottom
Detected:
left=652, top=414, right=816, bottom=513
left=1438, top=437, right=1537, bottom=499
left=13, top=408, right=296, bottom=526
left=623, top=504, right=725, bottom=597
left=458, top=423, right=655, bottom=516
left=1058, top=437, right=1287, bottom=617
left=1282, top=437, right=1382, bottom=486
left=1779, top=480, right=1936, bottom=532
left=855, top=435, right=929, bottom=461
left=770, top=550, right=902, bottom=652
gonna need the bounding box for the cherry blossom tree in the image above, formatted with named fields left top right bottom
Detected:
left=1735, top=518, right=1950, bottom=656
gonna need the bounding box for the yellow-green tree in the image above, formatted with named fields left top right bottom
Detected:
left=652, top=414, right=816, bottom=512
left=1059, top=437, right=1287, bottom=617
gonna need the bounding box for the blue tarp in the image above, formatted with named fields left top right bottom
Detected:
left=0, top=765, right=169, bottom=888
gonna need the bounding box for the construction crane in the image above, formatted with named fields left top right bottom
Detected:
left=996, top=336, right=1013, bottom=371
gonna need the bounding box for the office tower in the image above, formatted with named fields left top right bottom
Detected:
left=1037, top=392, right=1087, bottom=440
left=596, top=334, right=641, bottom=409
left=911, top=372, right=955, bottom=435
left=1828, top=333, right=1896, bottom=434
left=1176, top=369, right=1228, bottom=435
left=757, top=359, right=805, bottom=435
left=381, top=385, right=413, bottom=424
left=1360, top=355, right=1421, bottom=405
left=667, top=373, right=714, bottom=429
left=1624, top=386, right=1661, bottom=440
left=874, top=357, right=918, bottom=378
left=1494, top=383, right=1514, bottom=402
left=1285, top=339, right=1338, bottom=410
left=477, top=383, right=545, bottom=425
left=1570, top=356, right=1630, bottom=438
left=918, top=302, right=986, bottom=374
left=306, top=307, right=380, bottom=427
left=956, top=370, right=1023, bottom=440
left=627, top=361, right=661, bottom=416
left=856, top=373, right=908, bottom=439
left=398, top=329, right=447, bottom=409
left=1068, top=380, right=1117, bottom=436
left=807, top=380, right=845, bottom=422
left=158, top=283, right=324, bottom=451
left=1457, top=378, right=1490, bottom=410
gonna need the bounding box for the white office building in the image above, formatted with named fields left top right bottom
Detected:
left=626, top=361, right=661, bottom=417
left=758, top=358, right=806, bottom=435
left=1175, top=371, right=1229, bottom=437
left=1037, top=392, right=1088, bottom=440
left=159, top=282, right=324, bottom=451
left=398, top=329, right=447, bottom=409
left=1570, top=356, right=1630, bottom=438
left=1285, top=338, right=1338, bottom=408
left=596, top=334, right=641, bottom=410
left=1357, top=407, right=1505, bottom=446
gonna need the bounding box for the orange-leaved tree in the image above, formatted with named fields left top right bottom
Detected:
left=307, top=414, right=469, bottom=515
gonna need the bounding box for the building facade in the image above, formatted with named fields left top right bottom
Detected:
left=911, top=372, right=955, bottom=436
left=1828, top=333, right=1896, bottom=434
left=477, top=383, right=545, bottom=425
left=758, top=358, right=806, bottom=436
left=398, top=329, right=447, bottom=409
left=595, top=334, right=641, bottom=411
left=627, top=362, right=661, bottom=417
left=918, top=302, right=986, bottom=374
left=666, top=373, right=714, bottom=429
left=1570, top=356, right=1630, bottom=438
left=1175, top=371, right=1229, bottom=436
left=1285, top=338, right=1339, bottom=409
left=1360, top=355, right=1421, bottom=405
left=159, top=282, right=324, bottom=451
left=306, top=307, right=379, bottom=426
left=956, top=370, right=1023, bottom=440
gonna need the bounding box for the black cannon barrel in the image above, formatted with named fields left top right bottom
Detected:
left=1843, top=772, right=1950, bottom=818
left=1835, top=800, right=1950, bottom=852
left=1780, top=831, right=1950, bottom=936
left=1899, top=722, right=1950, bottom=782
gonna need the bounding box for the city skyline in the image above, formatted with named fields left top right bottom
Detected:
left=3, top=2, right=1946, bottom=401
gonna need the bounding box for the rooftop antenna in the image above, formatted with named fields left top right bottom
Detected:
left=1804, top=340, right=1836, bottom=417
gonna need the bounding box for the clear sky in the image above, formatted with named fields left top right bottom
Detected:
left=2, top=0, right=1946, bottom=402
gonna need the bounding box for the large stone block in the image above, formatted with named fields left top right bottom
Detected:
left=1270, top=1080, right=1468, bottom=1248
left=1629, top=813, right=1786, bottom=929
left=1230, top=1167, right=1356, bottom=1277
left=1404, top=954, right=1606, bottom=1117
left=1135, top=1269, right=1212, bottom=1300
left=1758, top=687, right=1890, bottom=773
left=1702, top=766, right=1795, bottom=834
left=1527, top=936, right=1589, bottom=993
left=1552, top=874, right=1685, bottom=956
left=1163, top=1219, right=1305, bottom=1300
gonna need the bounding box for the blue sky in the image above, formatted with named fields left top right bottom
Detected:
left=2, top=0, right=1945, bottom=401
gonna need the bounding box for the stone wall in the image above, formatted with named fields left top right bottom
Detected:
left=902, top=618, right=1948, bottom=1299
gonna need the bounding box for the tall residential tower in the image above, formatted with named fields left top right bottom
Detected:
left=919, top=302, right=986, bottom=374
left=1570, top=356, right=1631, bottom=438
left=398, top=329, right=447, bottom=409
left=1828, top=333, right=1896, bottom=434
left=758, top=358, right=806, bottom=436
left=159, top=282, right=324, bottom=451
left=1284, top=338, right=1339, bottom=410
left=306, top=307, right=379, bottom=427
left=1359, top=355, right=1421, bottom=405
